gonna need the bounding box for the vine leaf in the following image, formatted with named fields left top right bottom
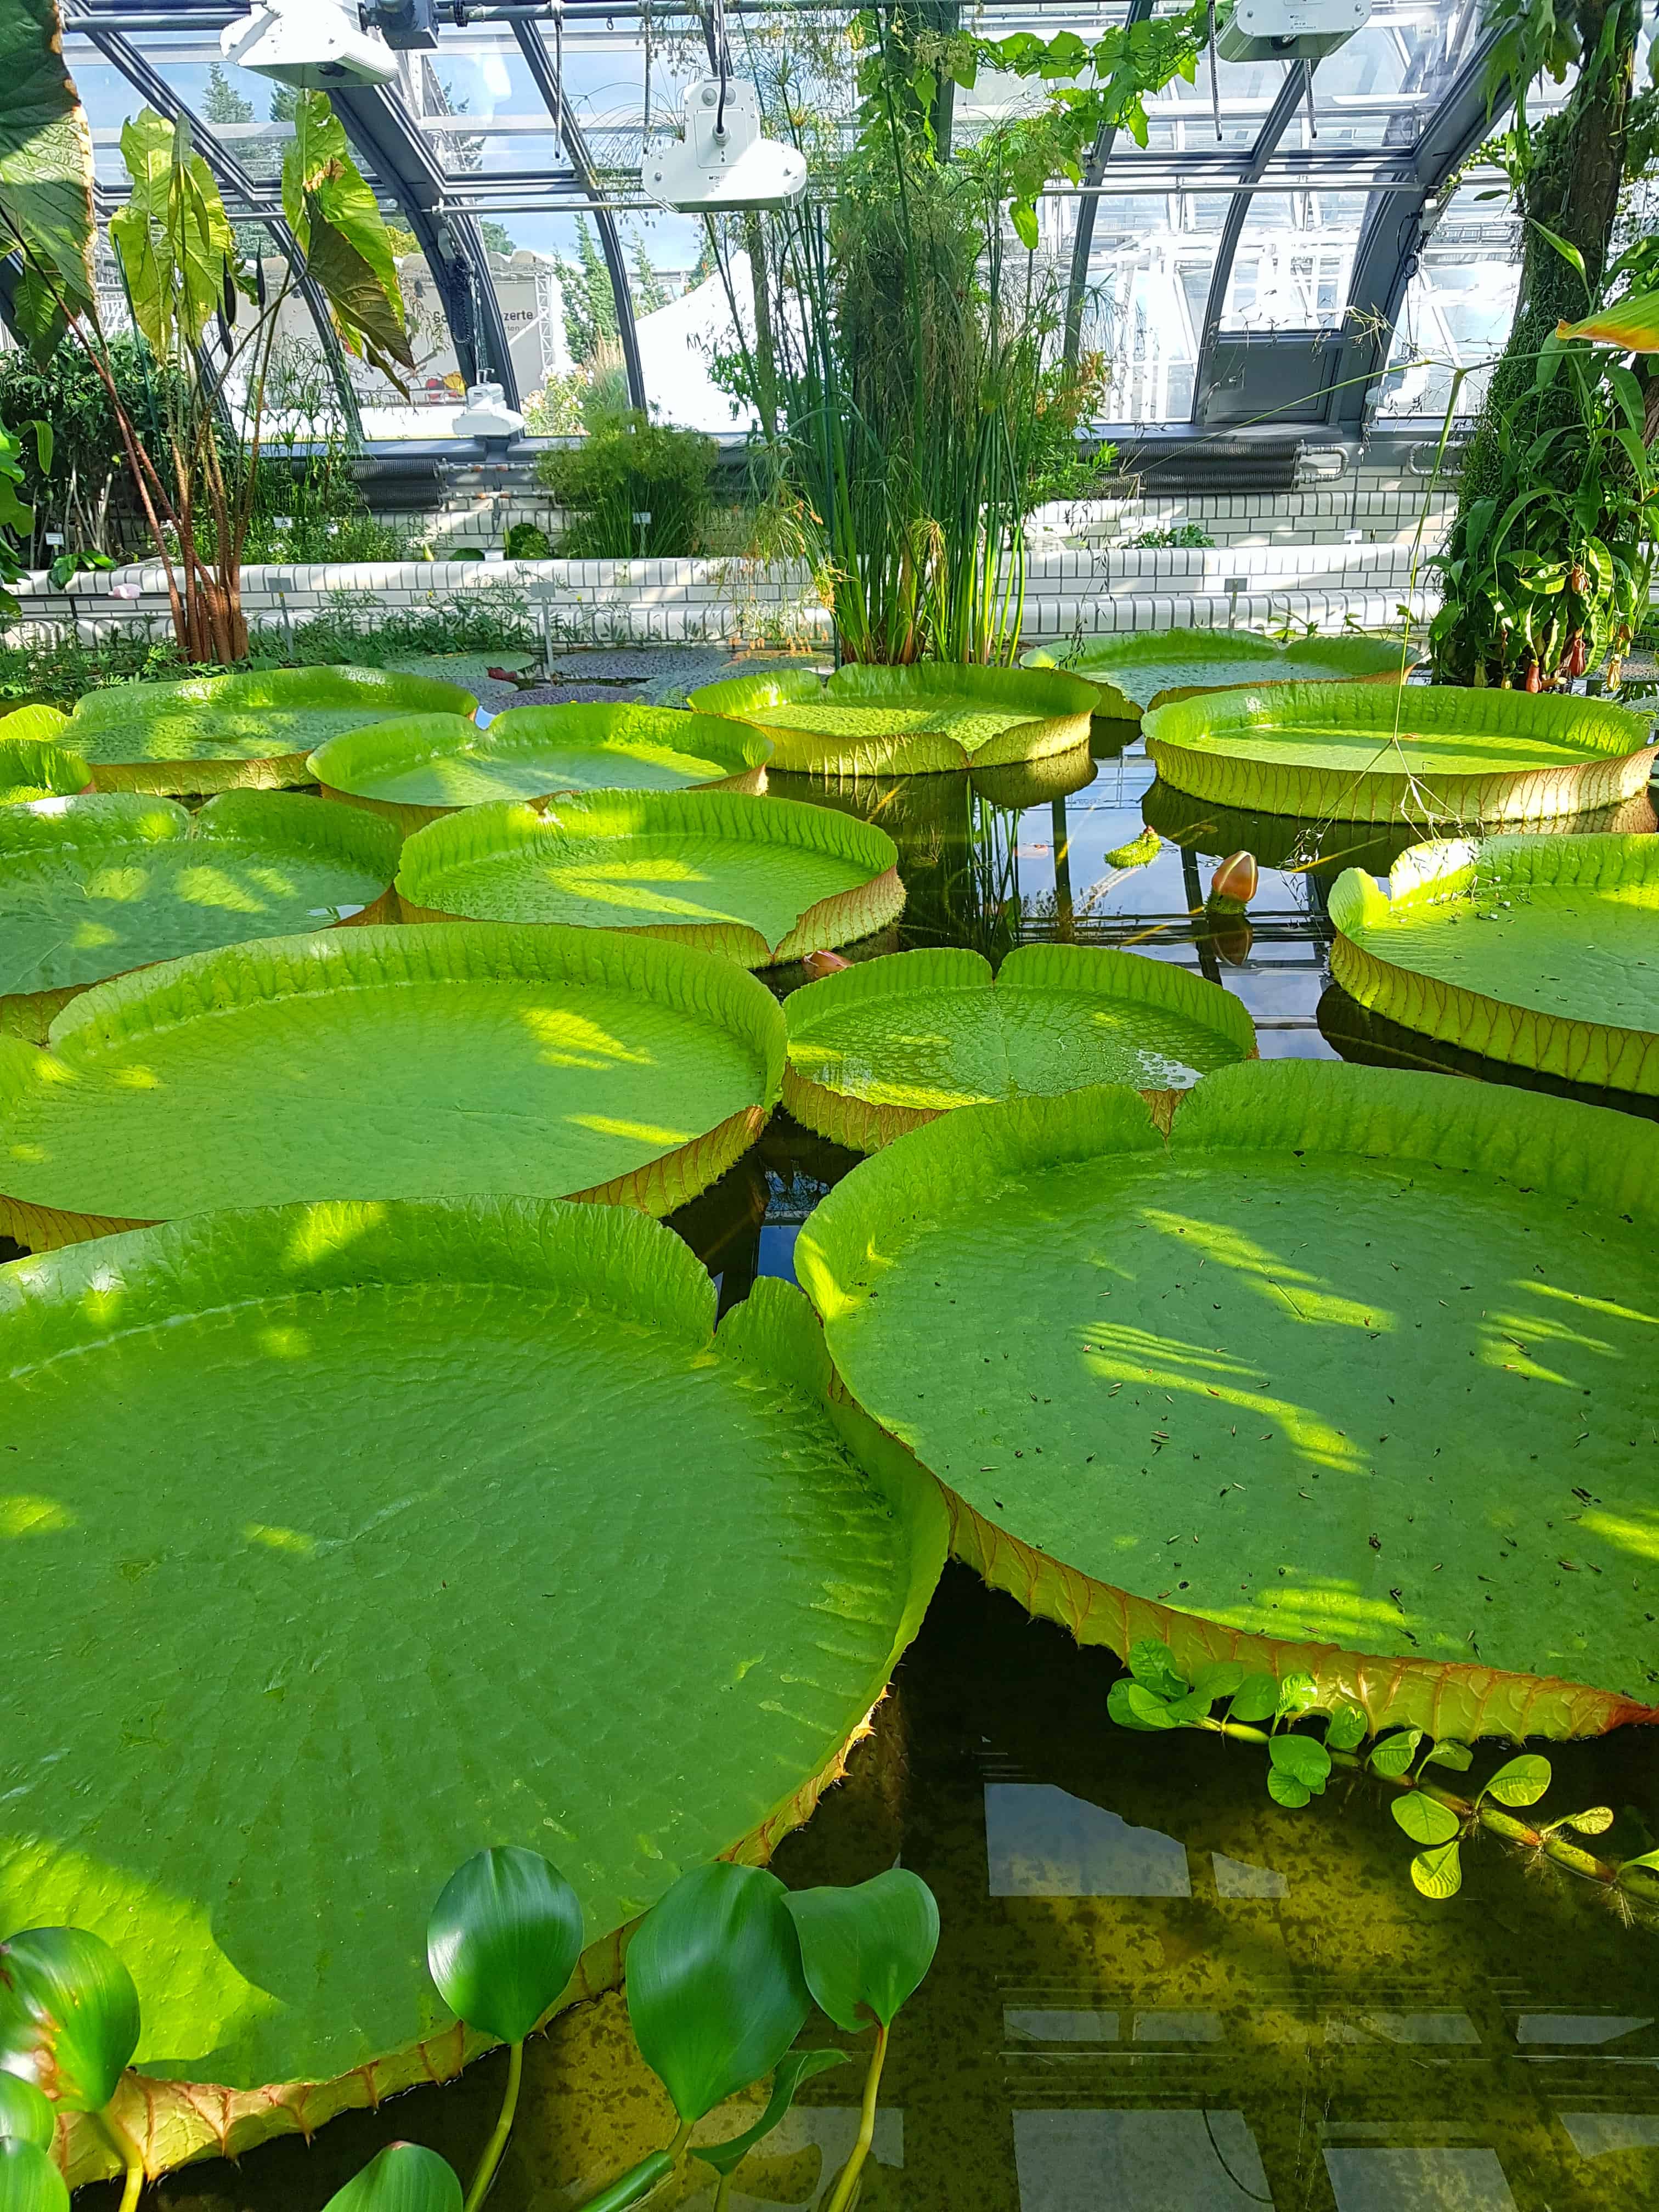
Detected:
left=1480, top=1754, right=1552, bottom=1809
left=1126, top=1640, right=1187, bottom=1700
left=1323, top=1702, right=1368, bottom=1752
left=1267, top=1767, right=1312, bottom=1810
left=1274, top=1672, right=1318, bottom=1719
left=1267, top=1735, right=1331, bottom=1807
left=1410, top=1842, right=1464, bottom=1900
left=1107, top=1679, right=1180, bottom=1731
left=1391, top=1792, right=1461, bottom=1848
left=1190, top=1659, right=1244, bottom=1703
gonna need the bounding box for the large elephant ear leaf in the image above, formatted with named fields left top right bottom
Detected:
left=1558, top=290, right=1659, bottom=351
left=0, top=0, right=97, bottom=356
left=281, top=91, right=413, bottom=386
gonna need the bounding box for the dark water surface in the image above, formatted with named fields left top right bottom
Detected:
left=86, top=731, right=1659, bottom=2210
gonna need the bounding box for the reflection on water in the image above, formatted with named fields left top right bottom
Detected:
left=76, top=728, right=1659, bottom=2211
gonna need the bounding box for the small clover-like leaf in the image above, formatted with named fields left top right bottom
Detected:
left=1409, top=1842, right=1463, bottom=1900
left=1562, top=1805, right=1614, bottom=1837
left=1368, top=1729, right=1423, bottom=1780
left=1419, top=1740, right=1473, bottom=1774
left=1227, top=1673, right=1279, bottom=1725
left=1391, top=1792, right=1461, bottom=1848
left=1323, top=1702, right=1368, bottom=1752
left=1268, top=1734, right=1331, bottom=1796
left=1480, top=1754, right=1551, bottom=1809
left=1266, top=1768, right=1312, bottom=1810
left=1127, top=1640, right=1187, bottom=1700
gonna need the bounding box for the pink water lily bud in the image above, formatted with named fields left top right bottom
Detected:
left=802, top=950, right=851, bottom=981
left=1209, top=850, right=1258, bottom=906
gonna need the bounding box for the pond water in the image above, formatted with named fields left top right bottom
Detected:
left=84, top=729, right=1659, bottom=2211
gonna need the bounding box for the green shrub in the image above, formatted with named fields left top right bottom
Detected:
left=535, top=411, right=716, bottom=558
left=504, top=521, right=552, bottom=560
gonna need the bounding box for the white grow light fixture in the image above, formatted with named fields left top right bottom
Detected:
left=646, top=76, right=807, bottom=213
left=1216, top=0, right=1371, bottom=64
left=221, top=0, right=400, bottom=90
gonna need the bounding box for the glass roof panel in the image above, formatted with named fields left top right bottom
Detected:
left=1374, top=182, right=1521, bottom=420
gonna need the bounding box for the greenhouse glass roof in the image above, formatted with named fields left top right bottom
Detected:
left=15, top=1, right=1588, bottom=441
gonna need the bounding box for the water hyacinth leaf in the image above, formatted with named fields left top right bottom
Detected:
left=0, top=2073, right=55, bottom=2152
left=1275, top=1672, right=1318, bottom=1719
left=1191, top=1660, right=1244, bottom=1704
left=1228, top=1674, right=1279, bottom=1725
left=1324, top=1702, right=1368, bottom=1752
left=1266, top=1768, right=1311, bottom=1810
left=426, top=1848, right=584, bottom=2046
left=1562, top=1806, right=1615, bottom=1837
left=1410, top=1842, right=1464, bottom=1900
left=784, top=1871, right=939, bottom=2035
left=1160, top=1691, right=1218, bottom=1726
left=1391, top=1792, right=1462, bottom=1848
left=1107, top=1680, right=1178, bottom=1731
left=0, top=2137, right=70, bottom=2212
left=1369, top=1730, right=1423, bottom=1780
left=1267, top=1736, right=1330, bottom=1796
left=321, top=2143, right=464, bottom=2212
left=1556, top=289, right=1659, bottom=349
left=1127, top=1639, right=1188, bottom=1700
left=1481, top=1754, right=1552, bottom=1809
left=691, top=2050, right=849, bottom=2177
left=625, top=1865, right=811, bottom=2124
left=1420, top=1740, right=1474, bottom=1774
left=0, top=1927, right=139, bottom=2112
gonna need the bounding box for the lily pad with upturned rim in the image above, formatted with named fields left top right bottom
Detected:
left=65, top=665, right=478, bottom=795
left=0, top=732, right=92, bottom=808
left=783, top=945, right=1256, bottom=1149
left=0, top=793, right=401, bottom=1042
left=797, top=1059, right=1659, bottom=1742
left=1142, top=681, right=1657, bottom=827
left=1330, top=833, right=1659, bottom=1097
left=687, top=663, right=1096, bottom=776
left=0, top=1202, right=946, bottom=2186
left=395, top=789, right=904, bottom=969
left=0, top=922, right=784, bottom=1248
left=311, top=702, right=771, bottom=834
left=1021, top=629, right=1413, bottom=721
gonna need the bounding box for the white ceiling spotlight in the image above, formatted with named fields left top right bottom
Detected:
left=221, top=0, right=400, bottom=91
left=645, top=0, right=806, bottom=215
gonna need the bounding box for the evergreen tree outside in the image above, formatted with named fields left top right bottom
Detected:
left=201, top=63, right=253, bottom=126
left=560, top=215, right=619, bottom=363
left=630, top=238, right=672, bottom=313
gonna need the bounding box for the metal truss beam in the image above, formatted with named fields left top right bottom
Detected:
left=1192, top=59, right=1311, bottom=424
left=1062, top=0, right=1154, bottom=368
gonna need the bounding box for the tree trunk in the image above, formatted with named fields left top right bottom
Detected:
left=1437, top=0, right=1637, bottom=684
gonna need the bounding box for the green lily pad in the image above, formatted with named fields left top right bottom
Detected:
left=1143, top=682, right=1658, bottom=827
left=311, top=703, right=771, bottom=834
left=66, top=666, right=478, bottom=795
left=783, top=946, right=1256, bottom=1150
left=0, top=735, right=92, bottom=809
left=0, top=1204, right=945, bottom=2185
left=0, top=922, right=783, bottom=1248
left=0, top=793, right=400, bottom=1041
left=1022, top=629, right=1413, bottom=720
left=396, top=791, right=904, bottom=969
left=798, top=1060, right=1659, bottom=1741
left=1331, top=833, right=1659, bottom=1097
left=687, top=664, right=1095, bottom=776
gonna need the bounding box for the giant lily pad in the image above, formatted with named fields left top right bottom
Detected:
left=0, top=923, right=783, bottom=1247
left=1022, top=629, right=1413, bottom=721
left=0, top=703, right=92, bottom=805
left=0, top=1201, right=946, bottom=2185
left=784, top=946, right=1256, bottom=1149
left=0, top=793, right=400, bottom=1042
left=687, top=664, right=1095, bottom=776
left=1330, top=833, right=1659, bottom=1097
left=396, top=791, right=904, bottom=969
left=1143, top=682, right=1658, bottom=827
left=311, top=702, right=771, bottom=834
left=65, top=665, right=478, bottom=795
left=797, top=1060, right=1659, bottom=1741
